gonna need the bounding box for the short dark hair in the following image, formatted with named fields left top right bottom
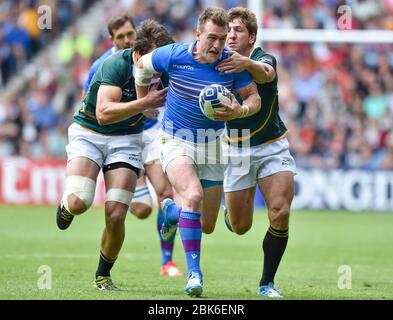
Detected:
left=107, top=13, right=136, bottom=37
left=228, top=7, right=258, bottom=42
left=197, top=7, right=229, bottom=32
left=133, top=19, right=174, bottom=56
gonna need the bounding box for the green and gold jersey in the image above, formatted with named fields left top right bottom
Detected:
left=224, top=47, right=288, bottom=147
left=74, top=49, right=144, bottom=135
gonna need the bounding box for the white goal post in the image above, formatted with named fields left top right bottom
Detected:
left=256, top=29, right=393, bottom=44
left=247, top=0, right=393, bottom=44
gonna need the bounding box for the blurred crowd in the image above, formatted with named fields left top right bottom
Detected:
left=261, top=0, right=393, bottom=170
left=262, top=0, right=393, bottom=30
left=0, top=0, right=393, bottom=170
left=271, top=41, right=393, bottom=170
left=0, top=0, right=97, bottom=86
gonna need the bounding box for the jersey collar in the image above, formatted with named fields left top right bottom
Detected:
left=249, top=46, right=258, bottom=58
left=188, top=41, right=195, bottom=54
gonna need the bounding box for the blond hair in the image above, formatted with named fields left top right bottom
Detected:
left=197, top=7, right=229, bottom=32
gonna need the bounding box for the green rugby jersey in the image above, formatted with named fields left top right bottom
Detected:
left=224, top=47, right=287, bottom=147
left=74, top=49, right=144, bottom=135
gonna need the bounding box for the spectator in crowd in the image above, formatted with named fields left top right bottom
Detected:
left=1, top=0, right=393, bottom=172
left=0, top=0, right=99, bottom=86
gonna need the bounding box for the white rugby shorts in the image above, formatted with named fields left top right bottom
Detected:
left=66, top=123, right=144, bottom=176
left=159, top=131, right=224, bottom=183
left=222, top=137, right=296, bottom=192
left=141, top=122, right=161, bottom=165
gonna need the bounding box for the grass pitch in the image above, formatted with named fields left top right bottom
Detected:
left=0, top=205, right=392, bottom=300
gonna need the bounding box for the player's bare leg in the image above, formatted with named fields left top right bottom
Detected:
left=224, top=187, right=256, bottom=235
left=259, top=172, right=294, bottom=230
left=56, top=157, right=100, bottom=230
left=201, top=185, right=223, bottom=234
left=101, top=166, right=137, bottom=260
left=166, top=156, right=203, bottom=296
left=145, top=161, right=182, bottom=276
left=95, top=166, right=137, bottom=291
left=129, top=175, right=152, bottom=219
left=257, top=171, right=294, bottom=297
left=145, top=162, right=173, bottom=205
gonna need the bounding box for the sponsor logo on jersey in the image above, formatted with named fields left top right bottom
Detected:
left=172, top=64, right=194, bottom=71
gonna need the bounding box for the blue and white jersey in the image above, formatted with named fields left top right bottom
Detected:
left=83, top=46, right=158, bottom=130
left=151, top=42, right=253, bottom=143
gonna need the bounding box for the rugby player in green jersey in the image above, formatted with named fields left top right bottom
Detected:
left=83, top=16, right=183, bottom=277
left=56, top=20, right=173, bottom=290
left=216, top=7, right=297, bottom=298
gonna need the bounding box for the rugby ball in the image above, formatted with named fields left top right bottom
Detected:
left=199, top=84, right=231, bottom=120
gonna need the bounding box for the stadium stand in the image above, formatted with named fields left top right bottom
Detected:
left=0, top=0, right=392, bottom=171
left=260, top=0, right=393, bottom=169
left=0, top=0, right=98, bottom=87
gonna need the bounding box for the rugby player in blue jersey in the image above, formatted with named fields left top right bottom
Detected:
left=135, top=7, right=261, bottom=297
left=83, top=16, right=183, bottom=277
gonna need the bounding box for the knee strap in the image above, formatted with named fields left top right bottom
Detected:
left=62, top=175, right=96, bottom=210
left=106, top=188, right=134, bottom=205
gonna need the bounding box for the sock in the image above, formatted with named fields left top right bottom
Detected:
left=157, top=207, right=175, bottom=265
left=223, top=207, right=233, bottom=232
left=95, top=251, right=116, bottom=278
left=178, top=210, right=202, bottom=278
left=60, top=197, right=73, bottom=215
left=166, top=201, right=181, bottom=225
left=129, top=186, right=151, bottom=215
left=260, top=225, right=289, bottom=286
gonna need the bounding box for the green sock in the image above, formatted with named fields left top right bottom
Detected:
left=260, top=226, right=288, bottom=286
left=95, top=251, right=116, bottom=278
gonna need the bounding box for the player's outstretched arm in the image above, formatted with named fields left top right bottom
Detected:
left=245, top=57, right=275, bottom=84
left=216, top=50, right=249, bottom=73
left=213, top=82, right=260, bottom=121
left=96, top=83, right=167, bottom=126
left=216, top=50, right=275, bottom=84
